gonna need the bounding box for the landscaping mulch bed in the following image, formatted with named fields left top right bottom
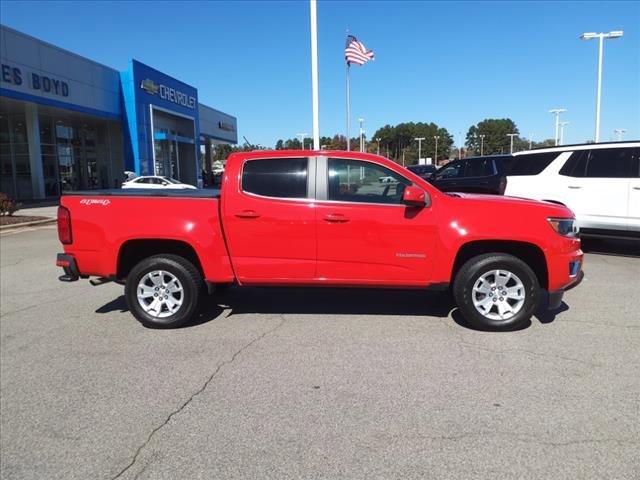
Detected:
left=0, top=215, right=49, bottom=226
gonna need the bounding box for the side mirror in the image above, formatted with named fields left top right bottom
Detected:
left=161, top=181, right=169, bottom=186
left=402, top=185, right=429, bottom=207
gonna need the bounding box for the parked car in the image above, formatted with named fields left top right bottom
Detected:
left=378, top=175, right=397, bottom=183
left=504, top=142, right=640, bottom=236
left=122, top=176, right=197, bottom=190
left=429, top=155, right=510, bottom=195
left=56, top=150, right=583, bottom=331
left=406, top=164, right=437, bottom=179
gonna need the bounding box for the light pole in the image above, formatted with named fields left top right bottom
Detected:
left=433, top=136, right=440, bottom=166
left=507, top=133, right=517, bottom=154
left=414, top=137, right=425, bottom=164
left=528, top=133, right=533, bottom=150
left=358, top=118, right=365, bottom=153
left=549, top=108, right=566, bottom=146
left=458, top=132, right=462, bottom=159
left=559, top=122, right=569, bottom=145
left=479, top=134, right=485, bottom=156
left=297, top=132, right=308, bottom=149
left=614, top=129, right=627, bottom=141
left=376, top=137, right=381, bottom=155
left=580, top=31, right=624, bottom=143
left=309, top=0, right=320, bottom=150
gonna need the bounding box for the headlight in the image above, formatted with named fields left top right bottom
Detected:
left=547, top=217, right=579, bottom=237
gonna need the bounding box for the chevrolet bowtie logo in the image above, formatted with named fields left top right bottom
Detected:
left=140, top=78, right=159, bottom=95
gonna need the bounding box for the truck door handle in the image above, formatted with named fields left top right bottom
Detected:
left=324, top=213, right=349, bottom=223
left=568, top=186, right=582, bottom=189
left=235, top=210, right=260, bottom=218
left=633, top=187, right=640, bottom=190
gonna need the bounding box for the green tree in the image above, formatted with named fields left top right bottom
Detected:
left=372, top=122, right=453, bottom=165
left=466, top=118, right=520, bottom=155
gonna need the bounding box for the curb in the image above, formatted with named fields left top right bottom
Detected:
left=0, top=218, right=57, bottom=231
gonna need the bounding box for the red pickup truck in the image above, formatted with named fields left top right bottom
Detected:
left=56, top=150, right=583, bottom=330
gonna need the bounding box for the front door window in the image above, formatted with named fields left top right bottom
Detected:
left=328, top=158, right=409, bottom=204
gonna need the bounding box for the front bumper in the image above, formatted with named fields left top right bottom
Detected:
left=56, top=253, right=79, bottom=282
left=548, top=269, right=584, bottom=309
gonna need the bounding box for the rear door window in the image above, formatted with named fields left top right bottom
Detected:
left=559, top=151, right=588, bottom=177
left=242, top=158, right=308, bottom=198
left=506, top=152, right=558, bottom=176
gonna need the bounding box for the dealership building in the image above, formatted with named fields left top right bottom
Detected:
left=0, top=24, right=237, bottom=200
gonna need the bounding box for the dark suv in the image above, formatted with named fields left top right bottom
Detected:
left=429, top=155, right=510, bottom=195
left=406, top=164, right=437, bottom=179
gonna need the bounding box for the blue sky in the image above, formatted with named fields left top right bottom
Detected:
left=1, top=0, right=638, bottom=147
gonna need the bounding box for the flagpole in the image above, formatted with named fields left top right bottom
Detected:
left=346, top=62, right=350, bottom=151
left=310, top=0, right=320, bottom=150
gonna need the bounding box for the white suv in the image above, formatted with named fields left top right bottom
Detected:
left=504, top=142, right=640, bottom=235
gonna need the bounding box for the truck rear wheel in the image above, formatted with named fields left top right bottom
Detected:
left=453, top=253, right=540, bottom=330
left=125, top=254, right=203, bottom=329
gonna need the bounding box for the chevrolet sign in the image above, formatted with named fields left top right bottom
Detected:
left=218, top=121, right=236, bottom=132
left=140, top=78, right=196, bottom=109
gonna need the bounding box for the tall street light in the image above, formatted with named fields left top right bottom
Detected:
left=414, top=137, right=425, bottom=164
left=528, top=133, right=534, bottom=150
left=458, top=132, right=463, bottom=159
left=507, top=133, right=517, bottom=154
left=479, top=134, right=485, bottom=156
left=614, top=128, right=627, bottom=141
left=297, top=132, right=308, bottom=149
left=309, top=0, right=320, bottom=150
left=433, top=135, right=440, bottom=166
left=549, top=108, right=567, bottom=146
left=358, top=117, right=365, bottom=153
left=559, top=122, right=569, bottom=145
left=376, top=137, right=381, bottom=155
left=580, top=31, right=624, bottom=143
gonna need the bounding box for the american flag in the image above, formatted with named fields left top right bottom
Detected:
left=345, top=35, right=375, bottom=66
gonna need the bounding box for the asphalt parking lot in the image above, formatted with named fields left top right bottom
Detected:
left=1, top=226, right=639, bottom=480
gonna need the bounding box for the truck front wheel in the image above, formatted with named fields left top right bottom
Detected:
left=125, top=254, right=203, bottom=329
left=453, top=253, right=540, bottom=330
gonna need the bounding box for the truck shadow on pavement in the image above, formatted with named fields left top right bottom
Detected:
left=96, top=287, right=567, bottom=331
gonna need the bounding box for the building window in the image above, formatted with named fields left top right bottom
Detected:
left=0, top=112, right=31, bottom=199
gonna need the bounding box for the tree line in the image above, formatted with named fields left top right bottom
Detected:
left=213, top=118, right=557, bottom=165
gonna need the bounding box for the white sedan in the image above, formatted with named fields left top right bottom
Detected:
left=122, top=176, right=197, bottom=190
left=378, top=175, right=397, bottom=184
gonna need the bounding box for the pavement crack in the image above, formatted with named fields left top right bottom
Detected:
left=110, top=316, right=287, bottom=480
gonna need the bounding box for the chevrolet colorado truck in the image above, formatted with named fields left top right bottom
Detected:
left=56, top=150, right=583, bottom=330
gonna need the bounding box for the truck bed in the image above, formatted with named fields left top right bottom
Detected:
left=59, top=190, right=234, bottom=283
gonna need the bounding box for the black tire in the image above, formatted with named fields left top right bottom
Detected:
left=453, top=253, right=540, bottom=331
left=125, top=254, right=203, bottom=329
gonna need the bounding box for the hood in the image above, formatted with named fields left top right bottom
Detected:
left=449, top=192, right=574, bottom=217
